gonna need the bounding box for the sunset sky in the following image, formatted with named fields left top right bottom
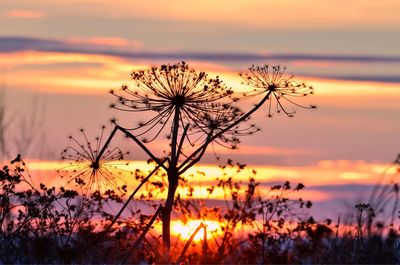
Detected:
left=1, top=0, right=399, bottom=219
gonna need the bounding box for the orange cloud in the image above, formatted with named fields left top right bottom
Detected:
left=2, top=50, right=399, bottom=109
left=22, top=160, right=390, bottom=187
left=5, top=10, right=45, bottom=19
left=0, top=51, right=141, bottom=94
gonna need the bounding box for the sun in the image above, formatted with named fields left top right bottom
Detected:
left=172, top=220, right=222, bottom=241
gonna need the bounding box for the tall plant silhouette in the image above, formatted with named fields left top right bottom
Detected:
left=62, top=62, right=315, bottom=259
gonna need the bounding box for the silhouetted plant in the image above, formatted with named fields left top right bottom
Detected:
left=59, top=126, right=130, bottom=196
left=369, top=153, right=400, bottom=226
left=61, top=61, right=315, bottom=261
left=0, top=156, right=144, bottom=263
left=239, top=65, right=315, bottom=117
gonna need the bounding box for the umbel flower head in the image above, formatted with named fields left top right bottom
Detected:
left=190, top=103, right=260, bottom=150
left=240, top=65, right=316, bottom=117
left=109, top=61, right=233, bottom=142
left=59, top=126, right=130, bottom=196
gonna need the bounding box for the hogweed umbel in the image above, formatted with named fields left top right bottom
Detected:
left=109, top=61, right=234, bottom=142
left=190, top=103, right=260, bottom=150
left=59, top=126, right=131, bottom=196
left=240, top=65, right=316, bottom=117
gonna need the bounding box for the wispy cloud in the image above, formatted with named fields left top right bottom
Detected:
left=300, top=74, right=400, bottom=84
left=1, top=36, right=400, bottom=84
left=1, top=36, right=400, bottom=63
left=211, top=144, right=320, bottom=156
left=5, top=10, right=45, bottom=19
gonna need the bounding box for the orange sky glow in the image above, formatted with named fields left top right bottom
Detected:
left=17, top=159, right=399, bottom=221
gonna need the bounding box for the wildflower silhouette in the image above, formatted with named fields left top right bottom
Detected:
left=110, top=61, right=233, bottom=142
left=60, top=126, right=130, bottom=195
left=190, top=103, right=259, bottom=151
left=240, top=65, right=316, bottom=117
left=64, top=61, right=315, bottom=261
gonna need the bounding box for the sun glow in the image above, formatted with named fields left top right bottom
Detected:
left=172, top=220, right=222, bottom=241
left=18, top=159, right=393, bottom=192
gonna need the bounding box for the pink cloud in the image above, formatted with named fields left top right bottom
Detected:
left=65, top=37, right=142, bottom=49
left=5, top=10, right=45, bottom=19
left=212, top=144, right=320, bottom=156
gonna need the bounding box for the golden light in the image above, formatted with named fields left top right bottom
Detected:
left=20, top=159, right=390, bottom=196
left=172, top=220, right=222, bottom=241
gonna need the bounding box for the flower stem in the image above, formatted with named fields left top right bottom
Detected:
left=170, top=107, right=181, bottom=167
left=179, top=91, right=272, bottom=170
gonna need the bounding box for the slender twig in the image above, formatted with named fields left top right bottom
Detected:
left=178, top=141, right=208, bottom=175
left=202, top=225, right=208, bottom=257
left=176, top=124, right=189, bottom=162
left=132, top=205, right=163, bottom=249
left=103, top=161, right=165, bottom=234
left=122, top=205, right=163, bottom=263
left=95, top=125, right=168, bottom=171
left=96, top=126, right=118, bottom=159
left=117, top=125, right=168, bottom=171
left=176, top=222, right=206, bottom=264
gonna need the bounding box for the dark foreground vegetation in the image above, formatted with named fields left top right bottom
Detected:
left=1, top=155, right=399, bottom=264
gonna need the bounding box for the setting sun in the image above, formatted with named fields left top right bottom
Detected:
left=172, top=220, right=222, bottom=241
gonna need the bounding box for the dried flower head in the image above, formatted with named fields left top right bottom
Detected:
left=59, top=126, right=130, bottom=196
left=240, top=65, right=316, bottom=117
left=109, top=62, right=233, bottom=141
left=190, top=104, right=260, bottom=150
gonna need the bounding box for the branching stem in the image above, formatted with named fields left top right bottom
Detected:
left=179, top=91, right=272, bottom=169
left=95, top=125, right=168, bottom=171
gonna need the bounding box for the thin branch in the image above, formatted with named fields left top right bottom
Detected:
left=115, top=125, right=168, bottom=171
left=176, top=222, right=206, bottom=264
left=103, top=161, right=165, bottom=234
left=132, top=205, right=163, bottom=249
left=176, top=124, right=190, bottom=162
left=96, top=126, right=118, bottom=160
left=178, top=135, right=211, bottom=175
